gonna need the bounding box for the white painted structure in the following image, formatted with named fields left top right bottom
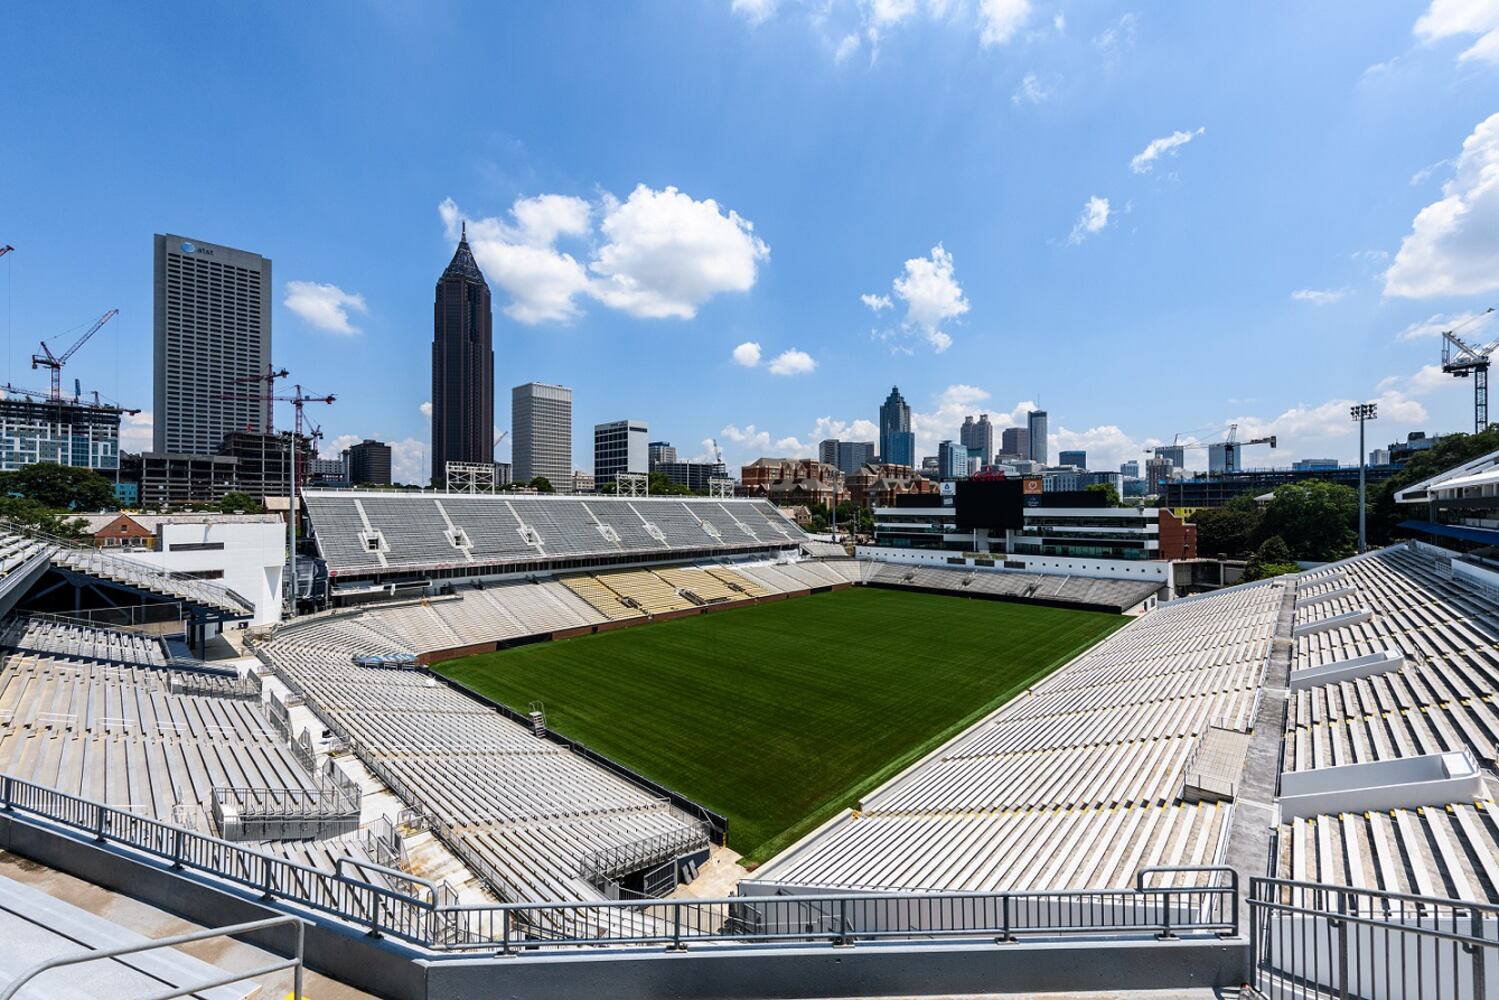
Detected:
left=76, top=514, right=285, bottom=625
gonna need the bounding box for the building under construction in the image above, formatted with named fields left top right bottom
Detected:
left=0, top=392, right=125, bottom=473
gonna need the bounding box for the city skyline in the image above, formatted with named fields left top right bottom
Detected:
left=2, top=3, right=1497, bottom=483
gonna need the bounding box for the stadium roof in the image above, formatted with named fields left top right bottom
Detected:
left=1395, top=445, right=1499, bottom=504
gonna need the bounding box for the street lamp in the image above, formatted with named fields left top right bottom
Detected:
left=1351, top=402, right=1378, bottom=553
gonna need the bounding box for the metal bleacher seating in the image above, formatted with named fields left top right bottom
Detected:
left=0, top=614, right=169, bottom=668
left=749, top=579, right=1286, bottom=895
left=260, top=615, right=709, bottom=904
left=1275, top=544, right=1499, bottom=901
left=303, top=492, right=809, bottom=578
left=864, top=561, right=1160, bottom=614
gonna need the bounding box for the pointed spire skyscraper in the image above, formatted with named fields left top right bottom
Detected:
left=431, top=223, right=495, bottom=484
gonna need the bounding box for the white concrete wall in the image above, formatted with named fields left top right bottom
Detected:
left=117, top=521, right=285, bottom=625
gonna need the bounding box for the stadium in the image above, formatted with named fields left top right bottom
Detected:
left=1, top=487, right=1497, bottom=998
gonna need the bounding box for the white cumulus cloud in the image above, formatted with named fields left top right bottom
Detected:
left=979, top=0, right=1032, bottom=46
left=589, top=185, right=770, bottom=319
left=1291, top=287, right=1353, bottom=305
left=419, top=401, right=433, bottom=419
left=731, top=0, right=777, bottom=25
left=1395, top=308, right=1497, bottom=341
left=767, top=348, right=817, bottom=375
left=1067, top=196, right=1111, bottom=244
left=1011, top=72, right=1049, bottom=106
left=1384, top=112, right=1499, bottom=298
left=1130, top=126, right=1206, bottom=174
left=440, top=184, right=769, bottom=324
left=1414, top=0, right=1499, bottom=64
left=872, top=244, right=970, bottom=353
left=732, top=341, right=763, bottom=367
left=283, top=281, right=368, bottom=334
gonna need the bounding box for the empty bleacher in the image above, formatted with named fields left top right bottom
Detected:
left=304, top=492, right=808, bottom=580
left=749, top=578, right=1285, bottom=894
left=864, top=561, right=1160, bottom=613
left=260, top=615, right=710, bottom=903
left=0, top=614, right=168, bottom=667
left=1274, top=544, right=1499, bottom=901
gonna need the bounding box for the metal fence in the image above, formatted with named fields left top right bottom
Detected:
left=0, top=769, right=1246, bottom=955
left=0, top=913, right=305, bottom=1000
left=578, top=823, right=711, bottom=892
left=1249, top=877, right=1499, bottom=999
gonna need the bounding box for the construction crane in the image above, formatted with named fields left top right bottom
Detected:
left=1147, top=424, right=1276, bottom=473
left=216, top=381, right=334, bottom=620
left=0, top=245, right=13, bottom=259
left=32, top=308, right=118, bottom=401
left=233, top=365, right=290, bottom=434
left=493, top=429, right=509, bottom=456
left=1440, top=307, right=1499, bottom=433
left=2, top=381, right=139, bottom=415
left=711, top=438, right=724, bottom=466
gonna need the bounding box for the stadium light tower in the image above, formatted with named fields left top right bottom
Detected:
left=1351, top=402, right=1377, bottom=553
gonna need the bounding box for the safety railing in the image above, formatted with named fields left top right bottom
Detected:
left=0, top=770, right=1245, bottom=955
left=0, top=914, right=305, bottom=1000
left=1249, top=877, right=1499, bottom=999
left=577, top=821, right=711, bottom=889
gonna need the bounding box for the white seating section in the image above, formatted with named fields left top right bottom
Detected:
left=0, top=652, right=317, bottom=818
left=748, top=579, right=1285, bottom=894
left=865, top=562, right=1160, bottom=614
left=262, top=617, right=707, bottom=903
left=1278, top=545, right=1499, bottom=901
left=0, top=614, right=168, bottom=667
left=303, top=491, right=808, bottom=576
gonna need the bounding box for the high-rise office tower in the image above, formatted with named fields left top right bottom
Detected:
left=1120, top=459, right=1140, bottom=478
left=1059, top=449, right=1086, bottom=469
left=960, top=413, right=995, bottom=465
left=937, top=440, right=967, bottom=480
left=1001, top=426, right=1030, bottom=459
left=431, top=223, right=495, bottom=483
left=1027, top=410, right=1049, bottom=465
left=819, top=439, right=875, bottom=476
left=153, top=234, right=272, bottom=454
left=594, top=419, right=648, bottom=486
left=512, top=382, right=572, bottom=489
left=879, top=386, right=914, bottom=468
left=346, top=439, right=393, bottom=485
left=648, top=441, right=677, bottom=468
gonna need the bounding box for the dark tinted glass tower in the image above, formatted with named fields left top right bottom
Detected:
left=431, top=224, right=494, bottom=483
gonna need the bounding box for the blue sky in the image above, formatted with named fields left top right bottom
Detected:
left=2, top=1, right=1498, bottom=482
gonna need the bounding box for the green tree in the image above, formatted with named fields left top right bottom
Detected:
left=0, top=462, right=117, bottom=511
left=0, top=496, right=89, bottom=538
left=1189, top=494, right=1263, bottom=559
left=1084, top=482, right=1121, bottom=507
left=1259, top=480, right=1358, bottom=562
left=215, top=491, right=263, bottom=514
left=1243, top=535, right=1301, bottom=581
left=529, top=476, right=554, bottom=494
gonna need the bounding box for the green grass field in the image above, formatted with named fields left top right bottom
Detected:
left=436, top=587, right=1126, bottom=865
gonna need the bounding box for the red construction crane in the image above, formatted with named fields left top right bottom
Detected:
left=32, top=308, right=119, bottom=401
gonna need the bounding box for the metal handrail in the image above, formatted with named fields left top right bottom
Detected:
left=0, top=914, right=304, bottom=1000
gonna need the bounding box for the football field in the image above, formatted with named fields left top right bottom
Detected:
left=436, top=586, right=1127, bottom=864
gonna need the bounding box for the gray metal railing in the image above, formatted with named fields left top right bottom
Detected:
left=0, top=770, right=1244, bottom=954
left=1250, top=877, right=1499, bottom=999
left=578, top=821, right=710, bottom=889
left=0, top=914, right=305, bottom=1000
